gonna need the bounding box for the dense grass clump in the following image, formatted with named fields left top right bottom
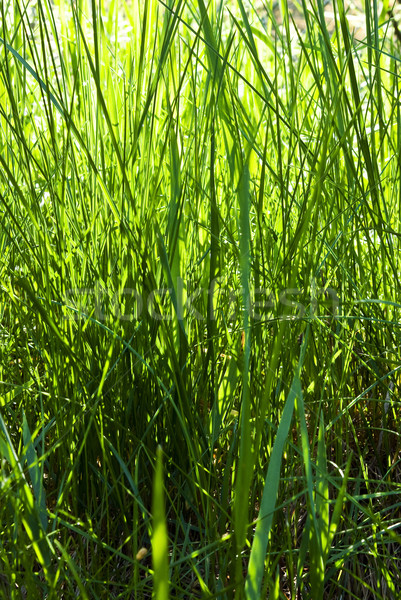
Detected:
left=1, top=0, right=401, bottom=597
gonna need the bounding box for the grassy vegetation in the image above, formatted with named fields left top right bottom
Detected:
left=0, top=0, right=401, bottom=597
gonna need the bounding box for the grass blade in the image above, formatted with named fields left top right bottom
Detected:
left=245, top=332, right=308, bottom=600
left=152, top=446, right=169, bottom=600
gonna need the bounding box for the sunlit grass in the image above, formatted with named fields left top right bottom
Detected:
left=0, top=0, right=401, bottom=598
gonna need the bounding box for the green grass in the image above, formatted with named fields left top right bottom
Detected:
left=1, top=0, right=401, bottom=597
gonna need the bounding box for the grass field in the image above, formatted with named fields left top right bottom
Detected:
left=1, top=0, right=401, bottom=598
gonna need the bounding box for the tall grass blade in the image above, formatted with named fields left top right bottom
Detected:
left=0, top=412, right=52, bottom=578
left=234, top=161, right=253, bottom=557
left=152, top=445, right=169, bottom=600
left=22, top=412, right=47, bottom=533
left=245, top=332, right=308, bottom=600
